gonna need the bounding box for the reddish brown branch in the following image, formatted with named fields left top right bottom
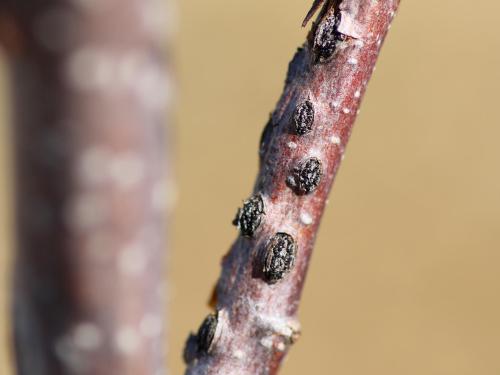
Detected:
left=184, top=1, right=400, bottom=374
left=1, top=1, right=171, bottom=374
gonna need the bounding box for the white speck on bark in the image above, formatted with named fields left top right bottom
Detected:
left=354, top=39, right=365, bottom=48
left=233, top=350, right=245, bottom=360
left=66, top=46, right=113, bottom=91
left=77, top=147, right=109, bottom=186
left=114, top=326, right=141, bottom=355
left=141, top=0, right=177, bottom=38
left=256, top=315, right=300, bottom=340
left=259, top=336, right=273, bottom=349
left=73, top=323, right=103, bottom=351
left=109, top=153, right=145, bottom=191
left=331, top=135, right=341, bottom=145
left=118, top=243, right=147, bottom=276
left=134, top=62, right=169, bottom=110
left=151, top=180, right=171, bottom=212
left=54, top=322, right=103, bottom=372
left=139, top=314, right=163, bottom=338
left=300, top=212, right=313, bottom=225
left=55, top=338, right=85, bottom=372
left=348, top=57, right=358, bottom=65
left=66, top=193, right=108, bottom=231
left=116, top=51, right=150, bottom=87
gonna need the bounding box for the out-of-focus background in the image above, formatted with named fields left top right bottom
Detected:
left=2, top=0, right=500, bottom=374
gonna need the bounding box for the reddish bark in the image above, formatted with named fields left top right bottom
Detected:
left=184, top=1, right=401, bottom=374
left=0, top=1, right=171, bottom=374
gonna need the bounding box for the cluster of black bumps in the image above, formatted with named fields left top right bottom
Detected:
left=185, top=7, right=343, bottom=363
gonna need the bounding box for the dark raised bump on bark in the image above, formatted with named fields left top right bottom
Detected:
left=288, top=157, right=323, bottom=195
left=312, top=5, right=343, bottom=62
left=293, top=100, right=315, bottom=135
left=233, top=194, right=265, bottom=237
left=186, top=0, right=400, bottom=374
left=196, top=313, right=219, bottom=355
left=261, top=232, right=297, bottom=284
left=184, top=311, right=219, bottom=365
left=0, top=1, right=171, bottom=374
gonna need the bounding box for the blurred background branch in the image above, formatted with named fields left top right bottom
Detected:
left=0, top=0, right=172, bottom=373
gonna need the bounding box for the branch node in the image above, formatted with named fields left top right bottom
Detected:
left=256, top=315, right=301, bottom=345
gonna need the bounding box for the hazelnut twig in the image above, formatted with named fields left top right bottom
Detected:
left=184, top=0, right=401, bottom=374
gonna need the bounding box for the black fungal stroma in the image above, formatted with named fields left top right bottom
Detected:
left=197, top=312, right=218, bottom=354
left=314, top=10, right=343, bottom=61
left=293, top=100, right=315, bottom=135
left=262, top=233, right=297, bottom=284
left=233, top=194, right=265, bottom=237
left=183, top=311, right=218, bottom=363
left=291, top=157, right=323, bottom=195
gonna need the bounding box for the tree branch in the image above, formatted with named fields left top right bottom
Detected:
left=1, top=0, right=171, bottom=374
left=184, top=0, right=401, bottom=374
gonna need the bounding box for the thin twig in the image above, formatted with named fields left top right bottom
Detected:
left=184, top=1, right=401, bottom=374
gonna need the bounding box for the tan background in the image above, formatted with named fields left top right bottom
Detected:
left=2, top=0, right=500, bottom=374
